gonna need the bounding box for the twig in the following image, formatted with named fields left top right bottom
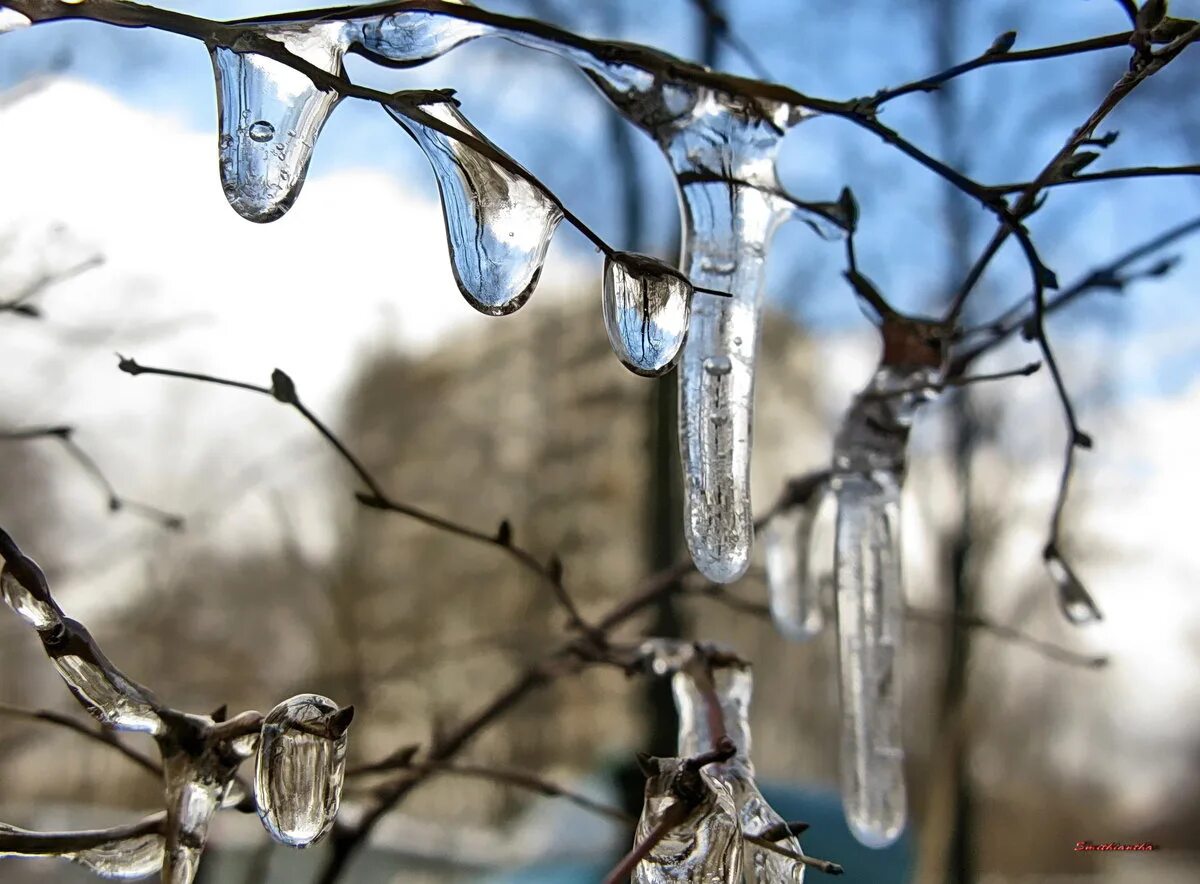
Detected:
left=0, top=425, right=184, bottom=530
left=0, top=703, right=162, bottom=776
left=116, top=357, right=595, bottom=634
left=989, top=163, right=1200, bottom=193
left=744, top=834, right=844, bottom=875
left=601, top=802, right=689, bottom=884
left=0, top=813, right=166, bottom=855
left=906, top=607, right=1108, bottom=669
left=0, top=256, right=103, bottom=319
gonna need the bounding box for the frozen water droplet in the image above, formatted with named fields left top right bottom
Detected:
left=1, top=560, right=62, bottom=631
left=255, top=694, right=350, bottom=847
left=833, top=473, right=906, bottom=850
left=0, top=821, right=165, bottom=880
left=632, top=756, right=743, bottom=883
left=602, top=251, right=692, bottom=376
left=248, top=120, right=275, bottom=142
left=387, top=101, right=562, bottom=315
left=702, top=355, right=732, bottom=376
left=0, top=8, right=32, bottom=34
left=350, top=5, right=492, bottom=65
left=765, top=496, right=826, bottom=642
left=211, top=22, right=349, bottom=222
left=1045, top=549, right=1102, bottom=624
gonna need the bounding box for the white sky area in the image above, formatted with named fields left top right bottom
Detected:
left=1, top=71, right=1198, bottom=828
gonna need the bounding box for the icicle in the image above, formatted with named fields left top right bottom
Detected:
left=210, top=22, right=349, bottom=222
left=254, top=694, right=352, bottom=848
left=385, top=101, right=563, bottom=315
left=602, top=251, right=693, bottom=376
left=1, top=558, right=62, bottom=632
left=0, top=8, right=31, bottom=35
left=830, top=348, right=942, bottom=849
left=1044, top=546, right=1102, bottom=624
left=764, top=487, right=827, bottom=642
left=632, top=755, right=743, bottom=884
left=0, top=822, right=164, bottom=880
left=349, top=2, right=491, bottom=66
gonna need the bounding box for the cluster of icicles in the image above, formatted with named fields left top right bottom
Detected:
left=179, top=2, right=846, bottom=587
left=635, top=640, right=808, bottom=883
left=0, top=533, right=353, bottom=882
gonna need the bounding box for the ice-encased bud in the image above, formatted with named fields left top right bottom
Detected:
left=211, top=22, right=349, bottom=221
left=255, top=694, right=352, bottom=847
left=386, top=101, right=563, bottom=315
left=0, top=822, right=164, bottom=880
left=602, top=251, right=693, bottom=377
left=632, top=755, right=743, bottom=884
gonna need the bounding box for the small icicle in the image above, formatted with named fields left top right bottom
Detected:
left=386, top=101, right=563, bottom=315
left=1044, top=545, right=1102, bottom=624
left=632, top=755, right=743, bottom=884
left=602, top=251, right=693, bottom=376
left=255, top=694, right=352, bottom=848
left=349, top=2, right=491, bottom=66
left=764, top=482, right=827, bottom=642
left=40, top=618, right=164, bottom=735
left=1, top=558, right=63, bottom=632
left=0, top=822, right=164, bottom=880
left=162, top=756, right=224, bottom=884
left=211, top=22, right=349, bottom=222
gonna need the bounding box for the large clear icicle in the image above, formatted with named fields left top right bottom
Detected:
left=255, top=694, right=352, bottom=848
left=831, top=361, right=941, bottom=849
left=764, top=486, right=827, bottom=642
left=602, top=251, right=693, bottom=376
left=0, top=821, right=165, bottom=880
left=632, top=755, right=743, bottom=884
left=385, top=101, right=563, bottom=315
left=211, top=22, right=349, bottom=222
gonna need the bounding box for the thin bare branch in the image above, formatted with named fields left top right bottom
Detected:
left=0, top=703, right=161, bottom=777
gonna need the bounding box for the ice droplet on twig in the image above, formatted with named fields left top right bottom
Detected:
left=350, top=2, right=490, bottom=66
left=211, top=22, right=349, bottom=222
left=830, top=363, right=940, bottom=849
left=255, top=694, right=352, bottom=847
left=0, top=821, right=165, bottom=880
left=1044, top=546, right=1102, bottom=624
left=764, top=491, right=827, bottom=643
left=632, top=755, right=743, bottom=884
left=386, top=101, right=563, bottom=315
left=602, top=251, right=693, bottom=376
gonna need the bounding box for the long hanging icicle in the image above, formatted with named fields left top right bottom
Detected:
left=384, top=100, right=563, bottom=315
left=830, top=292, right=947, bottom=849
left=764, top=474, right=829, bottom=642
left=0, top=820, right=165, bottom=880
left=210, top=22, right=350, bottom=222
left=643, top=640, right=807, bottom=882
left=255, top=695, right=353, bottom=847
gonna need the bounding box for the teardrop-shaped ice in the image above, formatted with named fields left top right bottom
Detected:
left=673, top=659, right=807, bottom=882
left=1, top=561, right=62, bottom=631
left=386, top=101, right=563, bottom=315
left=43, top=619, right=164, bottom=735
left=602, top=251, right=693, bottom=376
left=211, top=22, right=349, bottom=222
left=632, top=756, right=743, bottom=884
left=832, top=473, right=906, bottom=850
left=255, top=694, right=351, bottom=847
left=765, top=498, right=825, bottom=642
left=349, top=2, right=492, bottom=66
left=1044, top=548, right=1102, bottom=624
left=0, top=822, right=164, bottom=880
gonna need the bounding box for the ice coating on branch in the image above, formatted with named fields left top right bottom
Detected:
left=632, top=755, right=743, bottom=884
left=349, top=1, right=489, bottom=66
left=1044, top=547, right=1102, bottom=624
left=603, top=251, right=693, bottom=376
left=211, top=22, right=349, bottom=222
left=831, top=334, right=943, bottom=848
left=40, top=618, right=165, bottom=735
left=0, top=554, right=62, bottom=632
left=386, top=101, right=563, bottom=315
left=255, top=694, right=352, bottom=847
left=0, top=822, right=165, bottom=880
left=764, top=489, right=827, bottom=642
left=671, top=653, right=807, bottom=882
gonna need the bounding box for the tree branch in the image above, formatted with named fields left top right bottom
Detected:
left=0, top=703, right=161, bottom=777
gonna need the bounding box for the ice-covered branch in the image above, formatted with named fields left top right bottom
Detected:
left=0, top=813, right=166, bottom=879
left=116, top=357, right=595, bottom=634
